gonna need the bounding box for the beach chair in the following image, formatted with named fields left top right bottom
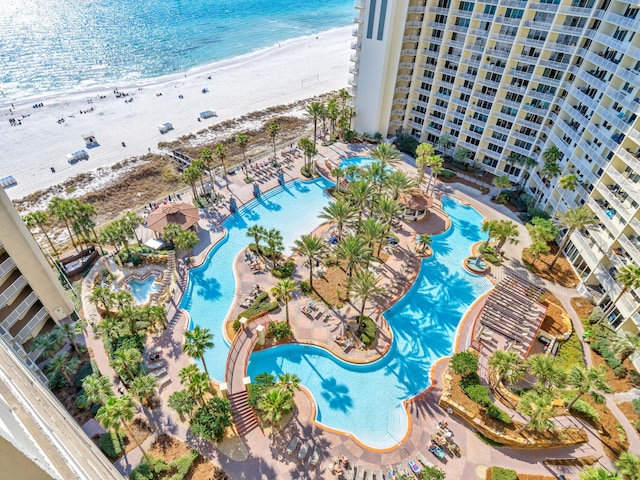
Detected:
left=355, top=466, right=365, bottom=480
left=298, top=442, right=310, bottom=461
left=374, top=469, right=384, bottom=479
left=344, top=467, right=356, bottom=480
left=309, top=448, right=320, bottom=466
left=152, top=368, right=167, bottom=378
left=408, top=460, right=421, bottom=475
left=286, top=436, right=299, bottom=455
left=416, top=451, right=434, bottom=468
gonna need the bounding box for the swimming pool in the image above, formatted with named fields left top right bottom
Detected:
left=180, top=177, right=334, bottom=381
left=247, top=195, right=493, bottom=448
left=338, top=156, right=376, bottom=170
left=127, top=276, right=160, bottom=304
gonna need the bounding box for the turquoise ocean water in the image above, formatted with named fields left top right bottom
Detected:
left=0, top=0, right=353, bottom=101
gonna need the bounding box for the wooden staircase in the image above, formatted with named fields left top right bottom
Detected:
left=228, top=391, right=259, bottom=436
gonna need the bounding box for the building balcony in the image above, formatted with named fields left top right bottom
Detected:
left=349, top=53, right=360, bottom=63
left=571, top=232, right=604, bottom=270
left=427, top=6, right=449, bottom=14
left=0, top=291, right=38, bottom=330
left=588, top=198, right=623, bottom=238
left=594, top=32, right=627, bottom=53
left=459, top=56, right=481, bottom=68
left=449, top=25, right=469, bottom=34
left=406, top=21, right=423, bottom=28
left=558, top=4, right=597, bottom=17
left=518, top=37, right=546, bottom=49
left=619, top=233, right=640, bottom=265
left=485, top=48, right=511, bottom=60
left=16, top=307, right=49, bottom=344
left=616, top=66, right=640, bottom=85
left=549, top=43, right=578, bottom=55
left=467, top=43, right=486, bottom=53
left=407, top=5, right=426, bottom=13
left=354, top=0, right=365, bottom=9
left=391, top=109, right=406, bottom=116
left=604, top=11, right=640, bottom=30
left=587, top=51, right=619, bottom=73
left=0, top=275, right=28, bottom=309
left=494, top=16, right=522, bottom=26
left=521, top=19, right=552, bottom=30
left=0, top=256, right=15, bottom=281
left=529, top=2, right=559, bottom=12
left=593, top=265, right=637, bottom=318
left=397, top=74, right=413, bottom=82
left=400, top=48, right=418, bottom=57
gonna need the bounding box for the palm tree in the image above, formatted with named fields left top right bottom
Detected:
left=319, top=201, right=356, bottom=238
left=79, top=373, right=113, bottom=408
left=48, top=197, right=79, bottom=248
left=437, top=134, right=454, bottom=158
left=298, top=136, right=317, bottom=173
left=214, top=143, right=229, bottom=191
left=182, top=164, right=201, bottom=199
left=96, top=395, right=154, bottom=473
left=526, top=353, right=565, bottom=393
left=268, top=122, right=280, bottom=159
left=46, top=353, right=81, bottom=386
left=265, top=228, right=284, bottom=264
left=191, top=159, right=207, bottom=194
left=346, top=180, right=373, bottom=225
left=335, top=235, right=372, bottom=278
left=199, top=147, right=215, bottom=190
left=607, top=332, right=640, bottom=363
left=615, top=451, right=640, bottom=480
left=481, top=219, right=500, bottom=248
left=326, top=98, right=340, bottom=136
left=578, top=467, right=623, bottom=480
left=494, top=220, right=520, bottom=253
left=348, top=269, right=383, bottom=328
left=121, top=211, right=144, bottom=246
left=57, top=322, right=82, bottom=354
left=488, top=349, right=525, bottom=387
left=235, top=133, right=249, bottom=163
left=550, top=206, right=598, bottom=269
left=542, top=145, right=563, bottom=165
left=417, top=234, right=432, bottom=254
left=129, top=374, right=158, bottom=407
left=415, top=142, right=435, bottom=184
left=174, top=230, right=200, bottom=264
left=373, top=196, right=401, bottom=236
left=162, top=223, right=182, bottom=246
left=425, top=155, right=444, bottom=195
left=277, top=373, right=301, bottom=394
left=338, top=87, right=351, bottom=110
left=602, top=264, right=640, bottom=318
left=536, top=160, right=562, bottom=205
left=493, top=175, right=513, bottom=190
left=112, top=347, right=142, bottom=382
left=23, top=211, right=58, bottom=254
left=565, top=364, right=611, bottom=409
left=178, top=364, right=201, bottom=387
left=247, top=224, right=267, bottom=255
left=30, top=329, right=63, bottom=358
left=293, top=235, right=326, bottom=288
left=184, top=327, right=215, bottom=378
left=363, top=161, right=390, bottom=194
left=370, top=143, right=401, bottom=166
left=306, top=101, right=324, bottom=146
left=330, top=167, right=345, bottom=192
left=257, top=387, right=294, bottom=425
left=385, top=170, right=415, bottom=200
left=453, top=147, right=473, bottom=167
left=359, top=217, right=387, bottom=258
left=555, top=173, right=579, bottom=213
left=517, top=390, right=555, bottom=434
left=271, top=279, right=298, bottom=326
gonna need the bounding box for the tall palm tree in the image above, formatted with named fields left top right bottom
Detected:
left=122, top=211, right=143, bottom=246
left=607, top=332, right=640, bottom=363
left=319, top=201, right=356, bottom=238
left=493, top=175, right=513, bottom=190
left=494, top=220, right=520, bottom=253
left=129, top=374, right=158, bottom=407
left=338, top=87, right=352, bottom=111
left=79, top=373, right=113, bottom=407
left=615, top=451, right=640, bottom=480
left=190, top=159, right=207, bottom=194
left=363, top=161, right=390, bottom=194
left=384, top=170, right=415, bottom=200
left=298, top=137, right=317, bottom=173
left=306, top=102, right=324, bottom=146
left=348, top=269, right=383, bottom=328
left=550, top=206, right=598, bottom=269
left=271, top=279, right=298, bottom=326
left=96, top=395, right=154, bottom=473
left=370, top=143, right=401, bottom=166
left=265, top=228, right=284, bottom=264
left=526, top=353, right=566, bottom=393
left=453, top=147, right=473, bottom=167
left=30, top=329, right=63, bottom=358
left=602, top=264, right=640, bottom=318
left=481, top=219, right=500, bottom=248
left=174, top=230, right=200, bottom=264
left=359, top=217, right=387, bottom=258
left=183, top=327, right=215, bottom=378
left=373, top=196, right=402, bottom=236
left=178, top=364, right=201, bottom=387
left=335, top=235, right=372, bottom=278
left=112, top=347, right=142, bottom=382
left=555, top=173, right=579, bottom=213
left=437, top=134, right=454, bottom=158
left=326, top=98, right=339, bottom=137
left=488, top=350, right=525, bottom=387
left=57, top=322, right=82, bottom=354
left=182, top=164, right=201, bottom=199
left=542, top=145, right=563, bottom=165
left=566, top=364, right=611, bottom=409
left=417, top=234, right=432, bottom=254
left=199, top=147, right=215, bottom=189
left=425, top=155, right=444, bottom=195
left=277, top=373, right=301, bottom=394
left=293, top=235, right=326, bottom=288
left=235, top=133, right=249, bottom=164
left=578, top=467, right=623, bottom=480
left=46, top=353, right=81, bottom=386
left=268, top=122, right=280, bottom=159
left=23, top=211, right=58, bottom=254
left=415, top=142, right=435, bottom=184
left=517, top=390, right=555, bottom=434
left=247, top=224, right=267, bottom=254
left=215, top=143, right=230, bottom=190
left=258, top=387, right=294, bottom=425
left=346, top=180, right=373, bottom=225
left=48, top=197, right=79, bottom=248
left=536, top=160, right=562, bottom=205
left=330, top=167, right=345, bottom=192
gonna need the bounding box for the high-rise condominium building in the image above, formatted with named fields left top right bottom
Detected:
left=351, top=0, right=640, bottom=335
left=0, top=188, right=122, bottom=479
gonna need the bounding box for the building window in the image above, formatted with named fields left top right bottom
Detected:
left=484, top=5, right=496, bottom=14
left=483, top=156, right=499, bottom=167
left=505, top=8, right=524, bottom=19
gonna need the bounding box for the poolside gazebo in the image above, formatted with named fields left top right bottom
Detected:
left=146, top=202, right=200, bottom=236
left=398, top=190, right=433, bottom=222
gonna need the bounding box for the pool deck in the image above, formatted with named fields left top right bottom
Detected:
left=80, top=139, right=636, bottom=479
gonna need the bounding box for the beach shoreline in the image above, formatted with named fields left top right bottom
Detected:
left=0, top=26, right=352, bottom=201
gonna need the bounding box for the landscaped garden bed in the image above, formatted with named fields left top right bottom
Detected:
left=522, top=244, right=580, bottom=288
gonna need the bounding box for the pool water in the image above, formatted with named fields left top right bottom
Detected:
left=180, top=177, right=334, bottom=381
left=338, top=156, right=376, bottom=170
left=247, top=195, right=493, bottom=448
left=128, top=276, right=161, bottom=304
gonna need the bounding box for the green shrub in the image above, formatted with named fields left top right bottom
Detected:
left=476, top=431, right=504, bottom=447
left=236, top=292, right=278, bottom=320
left=527, top=206, right=550, bottom=219
left=190, top=398, right=234, bottom=442
left=300, top=165, right=314, bottom=178
left=99, top=431, right=125, bottom=459
left=491, top=466, right=517, bottom=480
left=439, top=169, right=457, bottom=179
left=588, top=307, right=604, bottom=324
left=395, top=135, right=419, bottom=156
left=233, top=319, right=242, bottom=331
left=299, top=281, right=311, bottom=294
left=450, top=160, right=468, bottom=171
left=74, top=361, right=94, bottom=388
left=272, top=260, right=294, bottom=278
left=168, top=450, right=199, bottom=480
left=555, top=332, right=586, bottom=371
left=451, top=351, right=479, bottom=377
left=459, top=372, right=481, bottom=390
left=632, top=398, right=640, bottom=415
left=357, top=316, right=378, bottom=346
left=107, top=334, right=144, bottom=357
left=569, top=399, right=600, bottom=423
left=268, top=321, right=292, bottom=340
left=463, top=384, right=491, bottom=406
left=486, top=403, right=513, bottom=424
left=247, top=372, right=276, bottom=409
left=129, top=455, right=169, bottom=480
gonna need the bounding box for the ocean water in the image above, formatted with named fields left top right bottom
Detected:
left=0, top=0, right=353, bottom=101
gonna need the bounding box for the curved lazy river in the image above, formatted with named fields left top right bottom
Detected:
left=181, top=174, right=493, bottom=449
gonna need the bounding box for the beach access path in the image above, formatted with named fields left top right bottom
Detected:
left=0, top=26, right=351, bottom=200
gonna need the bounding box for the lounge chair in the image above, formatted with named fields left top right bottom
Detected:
left=344, top=467, right=356, bottom=480
left=298, top=442, right=310, bottom=461
left=374, top=469, right=384, bottom=479
left=152, top=368, right=167, bottom=378
left=309, top=448, right=320, bottom=466
left=286, top=436, right=299, bottom=455
left=355, top=466, right=365, bottom=480
left=416, top=451, right=433, bottom=467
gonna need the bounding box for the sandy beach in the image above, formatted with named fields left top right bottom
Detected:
left=0, top=26, right=352, bottom=200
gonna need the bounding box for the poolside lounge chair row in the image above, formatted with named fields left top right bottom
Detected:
left=285, top=437, right=320, bottom=466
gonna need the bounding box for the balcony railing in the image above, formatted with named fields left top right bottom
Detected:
left=0, top=276, right=27, bottom=309
left=16, top=307, right=49, bottom=344
left=1, top=292, right=38, bottom=330
left=0, top=257, right=15, bottom=280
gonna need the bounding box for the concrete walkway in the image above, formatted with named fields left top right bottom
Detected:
left=80, top=140, right=640, bottom=479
